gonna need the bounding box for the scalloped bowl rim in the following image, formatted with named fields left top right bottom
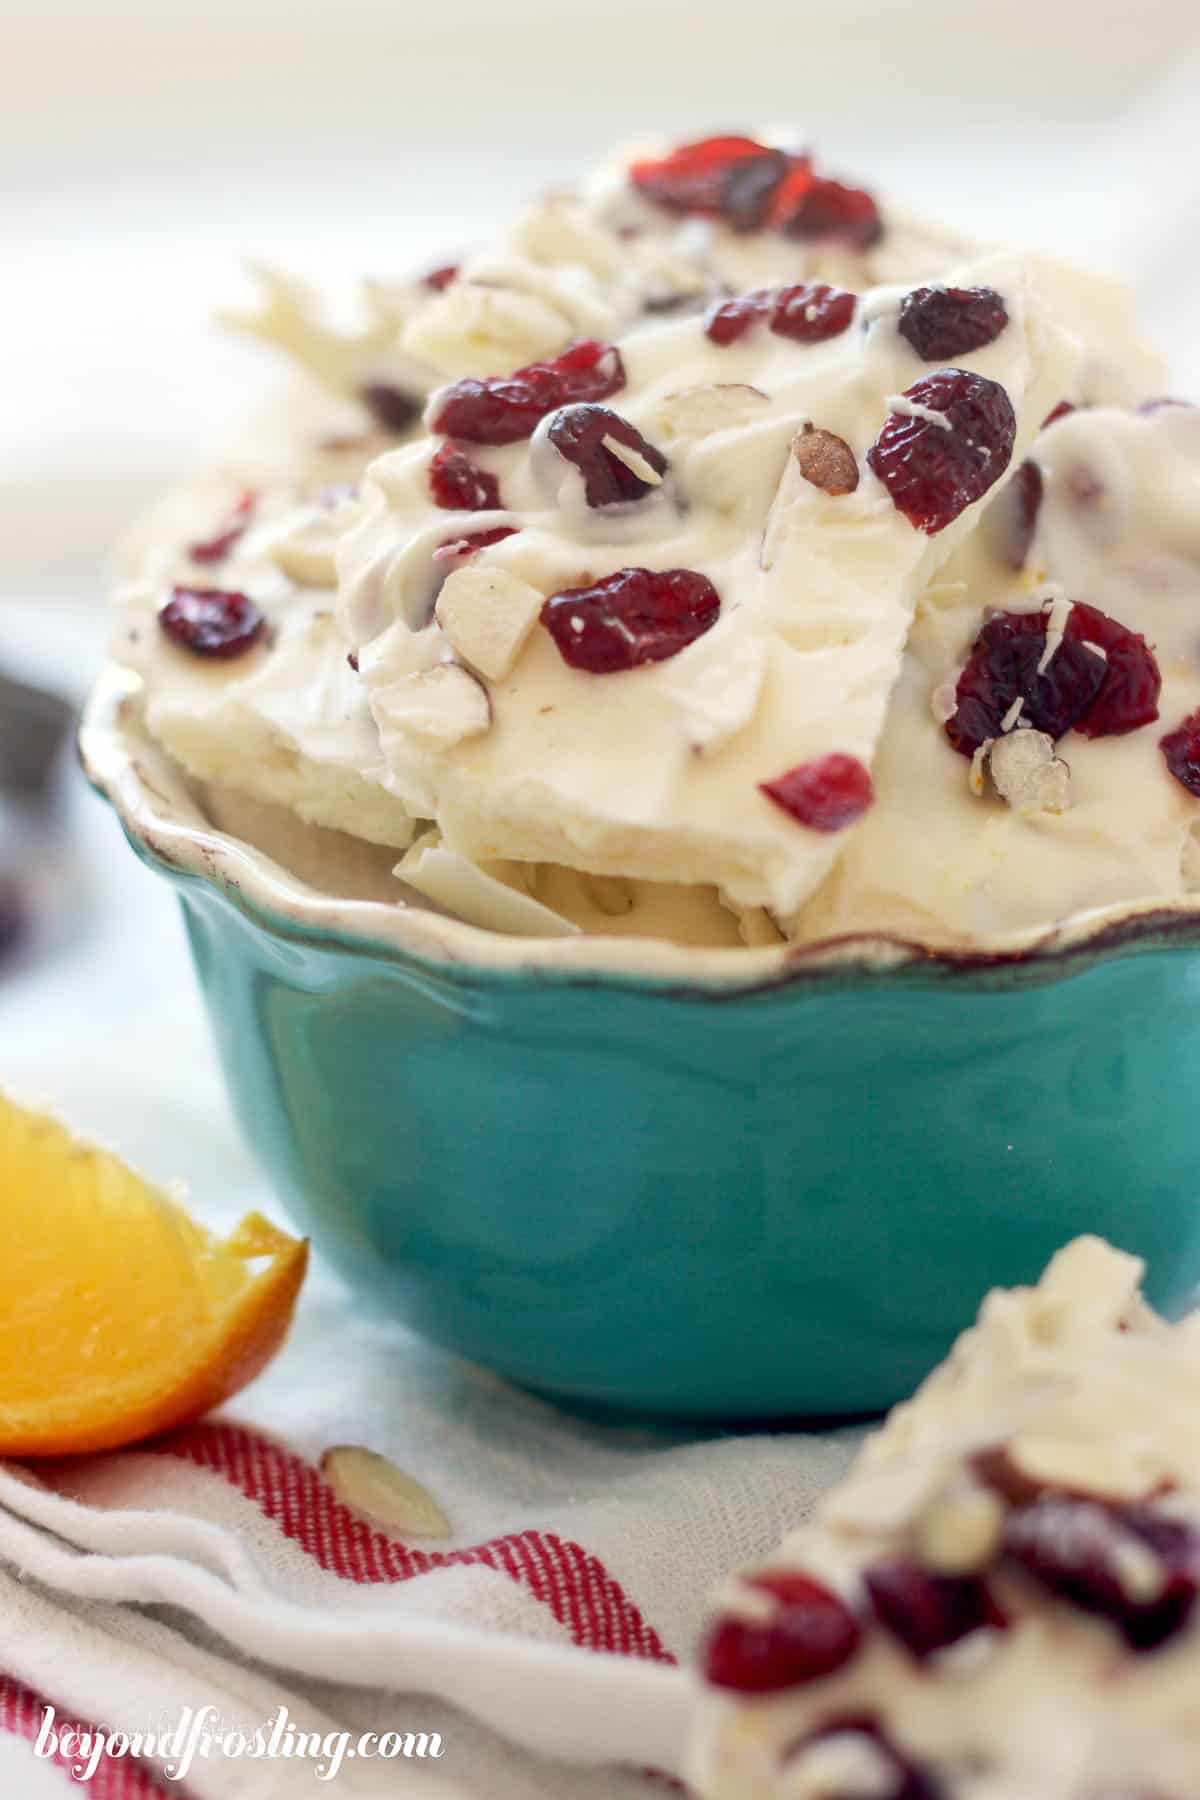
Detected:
left=79, top=664, right=1200, bottom=993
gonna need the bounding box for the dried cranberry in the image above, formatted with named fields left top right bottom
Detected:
left=1042, top=400, right=1077, bottom=428
left=1161, top=710, right=1200, bottom=795
left=423, top=262, right=459, bottom=291
left=776, top=174, right=883, bottom=250
left=705, top=289, right=772, bottom=346
left=898, top=286, right=1009, bottom=361
left=771, top=282, right=857, bottom=344
left=361, top=382, right=424, bottom=434
left=188, top=490, right=256, bottom=566
left=944, top=610, right=1105, bottom=757
left=865, top=1559, right=1000, bottom=1660
left=433, top=526, right=518, bottom=562
left=1066, top=602, right=1161, bottom=737
left=868, top=370, right=1016, bottom=534
left=721, top=149, right=792, bottom=230
left=782, top=1714, right=940, bottom=1800
left=1004, top=1499, right=1199, bottom=1651
left=546, top=406, right=668, bottom=507
left=629, top=135, right=784, bottom=222
left=430, top=340, right=625, bottom=445
left=701, top=1569, right=861, bottom=1694
left=158, top=587, right=266, bottom=659
left=429, top=442, right=501, bottom=512
left=540, top=567, right=719, bottom=674
left=760, top=754, right=874, bottom=831
left=989, top=459, right=1043, bottom=570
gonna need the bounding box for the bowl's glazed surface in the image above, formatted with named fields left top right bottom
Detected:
left=82, top=669, right=1200, bottom=1417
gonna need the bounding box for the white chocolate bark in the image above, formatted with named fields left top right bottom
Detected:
left=340, top=254, right=1079, bottom=914
left=691, top=1238, right=1200, bottom=1799
left=110, top=424, right=418, bottom=850
left=225, top=141, right=1158, bottom=417
left=793, top=403, right=1200, bottom=944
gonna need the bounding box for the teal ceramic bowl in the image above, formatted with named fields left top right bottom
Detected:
left=81, top=667, right=1200, bottom=1418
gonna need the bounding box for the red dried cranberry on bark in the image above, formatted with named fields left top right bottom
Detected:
left=705, top=289, right=773, bottom=346
left=721, top=149, right=792, bottom=230
left=158, top=587, right=266, bottom=659
left=361, top=382, right=424, bottom=434
left=868, top=370, right=1016, bottom=534
left=430, top=340, right=625, bottom=445
left=1004, top=1498, right=1199, bottom=1651
left=547, top=406, right=668, bottom=507
left=189, top=490, right=256, bottom=566
left=898, top=286, right=1009, bottom=361
left=434, top=526, right=517, bottom=562
left=429, top=442, right=501, bottom=512
left=865, top=1559, right=1001, bottom=1660
left=1042, top=400, right=1077, bottom=428
left=782, top=1714, right=940, bottom=1800
left=629, top=135, right=782, bottom=222
left=760, top=755, right=874, bottom=831
left=776, top=175, right=883, bottom=249
left=541, top=567, right=719, bottom=674
left=1161, top=711, right=1200, bottom=795
left=423, top=262, right=459, bottom=291
left=1066, top=602, right=1161, bottom=737
left=771, top=282, right=857, bottom=343
left=944, top=610, right=1106, bottom=757
left=701, top=1569, right=862, bottom=1694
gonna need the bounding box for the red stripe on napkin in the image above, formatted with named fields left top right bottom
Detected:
left=0, top=1673, right=171, bottom=1799
left=156, top=1422, right=674, bottom=1663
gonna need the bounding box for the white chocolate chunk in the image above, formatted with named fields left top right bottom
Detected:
left=435, top=567, right=545, bottom=681
left=989, top=728, right=1071, bottom=814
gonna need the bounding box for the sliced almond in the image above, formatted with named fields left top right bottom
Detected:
left=321, top=1445, right=451, bottom=1539
left=654, top=383, right=770, bottom=444
left=989, top=728, right=1070, bottom=814
left=435, top=567, right=545, bottom=682
left=600, top=435, right=664, bottom=486
left=793, top=425, right=859, bottom=496
left=915, top=1483, right=1005, bottom=1574
left=373, top=662, right=491, bottom=748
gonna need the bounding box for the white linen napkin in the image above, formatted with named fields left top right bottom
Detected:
left=0, top=1293, right=860, bottom=1798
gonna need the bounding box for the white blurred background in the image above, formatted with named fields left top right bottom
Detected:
left=5, top=0, right=1200, bottom=627
left=1, top=0, right=1198, bottom=1180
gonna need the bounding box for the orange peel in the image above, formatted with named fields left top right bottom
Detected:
left=0, top=1092, right=307, bottom=1456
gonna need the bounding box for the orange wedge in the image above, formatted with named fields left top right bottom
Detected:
left=0, top=1092, right=308, bottom=1456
